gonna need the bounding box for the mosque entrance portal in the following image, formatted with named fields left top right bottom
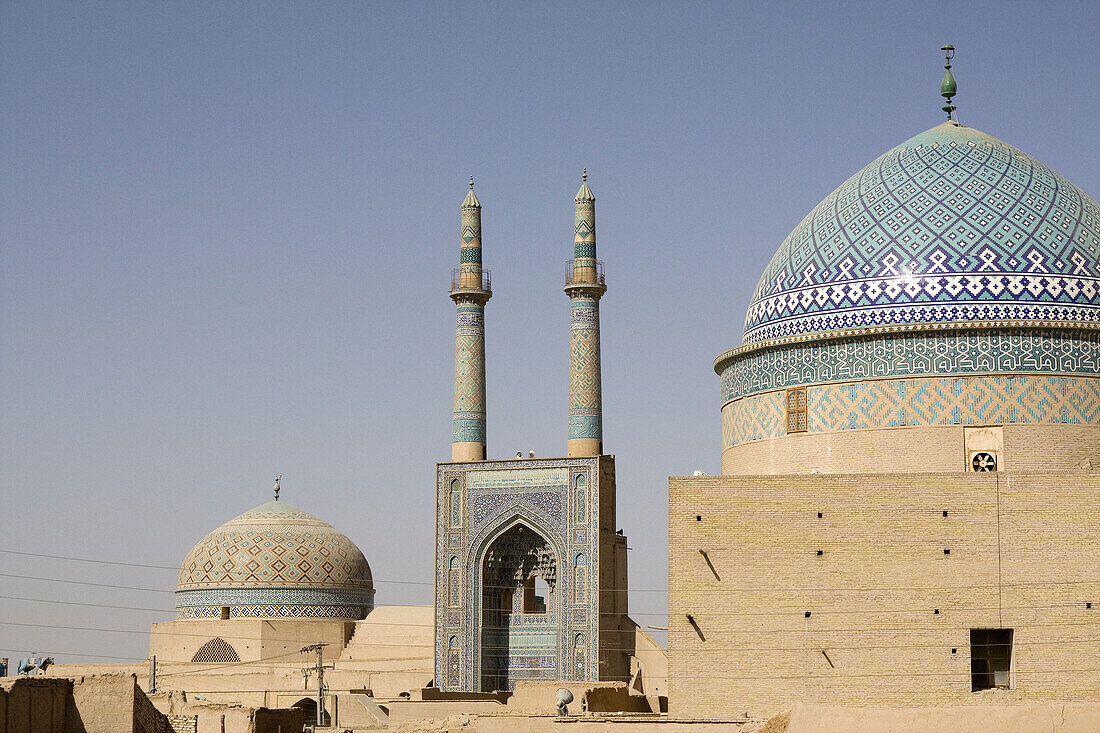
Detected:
left=479, top=523, right=559, bottom=691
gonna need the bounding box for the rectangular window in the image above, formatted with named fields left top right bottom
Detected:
left=971, top=628, right=1012, bottom=690
left=786, top=387, right=808, bottom=433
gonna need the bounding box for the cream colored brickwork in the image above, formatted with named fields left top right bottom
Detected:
left=669, top=472, right=1100, bottom=718
left=722, top=423, right=1100, bottom=475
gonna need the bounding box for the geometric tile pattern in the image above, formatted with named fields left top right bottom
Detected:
left=721, top=328, right=1100, bottom=403
left=435, top=458, right=604, bottom=691
left=191, top=637, right=239, bottom=663
left=453, top=304, right=487, bottom=443
left=567, top=182, right=605, bottom=445
left=176, top=500, right=373, bottom=620
left=569, top=297, right=603, bottom=441
left=452, top=187, right=490, bottom=449
left=722, top=374, right=1100, bottom=447
left=742, top=121, right=1100, bottom=344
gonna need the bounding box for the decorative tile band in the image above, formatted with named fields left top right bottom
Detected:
left=720, top=328, right=1100, bottom=403
left=176, top=586, right=375, bottom=609
left=175, top=604, right=369, bottom=620
left=721, top=374, right=1100, bottom=447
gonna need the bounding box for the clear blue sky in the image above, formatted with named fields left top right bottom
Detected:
left=1, top=1, right=1097, bottom=663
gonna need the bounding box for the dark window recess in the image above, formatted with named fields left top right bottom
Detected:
left=786, top=387, right=808, bottom=433
left=944, top=549, right=951, bottom=555
left=817, top=512, right=823, bottom=518
left=934, top=609, right=940, bottom=614
left=816, top=550, right=823, bottom=556
left=943, top=510, right=949, bottom=517
left=695, top=515, right=702, bottom=522
left=804, top=611, right=811, bottom=618
left=971, top=628, right=1013, bottom=690
left=219, top=606, right=230, bottom=620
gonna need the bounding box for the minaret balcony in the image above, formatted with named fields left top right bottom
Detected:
left=565, top=259, right=605, bottom=287
left=450, top=268, right=492, bottom=297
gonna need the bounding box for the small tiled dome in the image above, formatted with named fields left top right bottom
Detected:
left=175, top=500, right=374, bottom=620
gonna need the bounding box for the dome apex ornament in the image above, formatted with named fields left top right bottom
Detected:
left=940, top=44, right=957, bottom=120
left=273, top=474, right=281, bottom=501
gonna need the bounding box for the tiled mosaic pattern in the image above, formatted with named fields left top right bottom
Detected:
left=176, top=501, right=373, bottom=619
left=435, top=458, right=605, bottom=691
left=453, top=304, right=487, bottom=443
left=568, top=187, right=604, bottom=445
left=569, top=297, right=603, bottom=441
left=742, top=122, right=1100, bottom=343
left=721, top=329, right=1100, bottom=402
left=722, top=374, right=1100, bottom=447
left=453, top=186, right=490, bottom=448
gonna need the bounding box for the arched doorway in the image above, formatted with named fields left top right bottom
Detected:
left=479, top=522, right=559, bottom=691
left=291, top=697, right=330, bottom=727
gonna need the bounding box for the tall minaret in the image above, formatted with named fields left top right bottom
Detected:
left=450, top=177, right=491, bottom=462
left=565, top=169, right=606, bottom=457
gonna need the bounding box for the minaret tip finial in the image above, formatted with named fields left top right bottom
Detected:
left=273, top=474, right=282, bottom=501
left=582, top=167, right=587, bottom=181
left=469, top=175, right=474, bottom=189
left=940, top=44, right=957, bottom=121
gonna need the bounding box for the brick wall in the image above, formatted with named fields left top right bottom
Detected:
left=722, top=423, right=1100, bottom=475
left=0, top=677, right=70, bottom=733
left=669, top=471, right=1100, bottom=718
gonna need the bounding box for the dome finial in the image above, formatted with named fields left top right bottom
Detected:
left=582, top=167, right=587, bottom=182
left=273, top=474, right=282, bottom=501
left=469, top=175, right=474, bottom=190
left=940, top=44, right=957, bottom=120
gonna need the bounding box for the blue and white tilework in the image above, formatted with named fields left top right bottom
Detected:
left=721, top=328, right=1100, bottom=403
left=742, top=122, right=1100, bottom=344
left=435, top=457, right=608, bottom=692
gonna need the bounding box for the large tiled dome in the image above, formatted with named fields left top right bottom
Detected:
left=176, top=500, right=374, bottom=620
left=715, top=120, right=1100, bottom=475
left=741, top=121, right=1100, bottom=344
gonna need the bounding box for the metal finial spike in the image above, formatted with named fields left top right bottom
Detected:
left=469, top=175, right=474, bottom=190
left=273, top=474, right=282, bottom=501
left=939, top=44, right=957, bottom=120
left=582, top=167, right=587, bottom=181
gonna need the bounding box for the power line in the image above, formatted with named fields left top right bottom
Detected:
left=0, top=573, right=174, bottom=593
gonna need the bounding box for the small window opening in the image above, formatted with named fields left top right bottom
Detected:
left=971, top=628, right=1013, bottom=690
left=804, top=611, right=811, bottom=618
left=971, top=452, right=997, bottom=472
left=944, top=549, right=951, bottom=555
left=934, top=609, right=940, bottom=615
left=695, top=515, right=702, bottom=521
left=943, top=510, right=949, bottom=517
left=523, top=575, right=548, bottom=614
left=219, top=606, right=230, bottom=620
left=786, top=387, right=808, bottom=433
left=816, top=550, right=823, bottom=556
left=817, top=512, right=823, bottom=518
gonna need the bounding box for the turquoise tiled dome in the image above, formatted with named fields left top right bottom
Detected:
left=742, top=121, right=1100, bottom=344
left=175, top=500, right=374, bottom=620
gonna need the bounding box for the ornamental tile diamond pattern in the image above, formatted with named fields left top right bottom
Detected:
left=722, top=375, right=1100, bottom=447
left=742, top=123, right=1100, bottom=344
left=176, top=501, right=373, bottom=619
